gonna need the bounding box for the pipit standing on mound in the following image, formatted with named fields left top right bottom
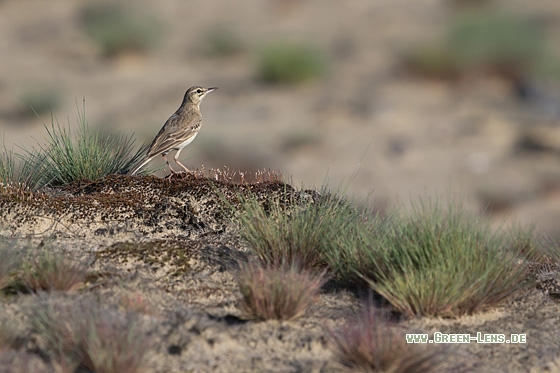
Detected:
left=129, top=86, right=218, bottom=176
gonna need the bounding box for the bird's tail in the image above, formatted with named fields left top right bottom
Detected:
left=128, top=157, right=153, bottom=176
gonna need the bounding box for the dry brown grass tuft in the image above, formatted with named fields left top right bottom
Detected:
left=191, top=166, right=283, bottom=184
left=19, top=251, right=88, bottom=292
left=237, top=260, right=326, bottom=320
left=329, top=304, right=451, bottom=373
left=31, top=297, right=153, bottom=373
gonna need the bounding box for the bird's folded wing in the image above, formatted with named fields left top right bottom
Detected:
left=147, top=116, right=201, bottom=157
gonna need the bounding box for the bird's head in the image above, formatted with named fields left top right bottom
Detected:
left=185, top=86, right=218, bottom=105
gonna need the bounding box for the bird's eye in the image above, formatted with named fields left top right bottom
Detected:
left=196, top=89, right=202, bottom=94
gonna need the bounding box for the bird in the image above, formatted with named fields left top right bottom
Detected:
left=129, top=86, right=217, bottom=176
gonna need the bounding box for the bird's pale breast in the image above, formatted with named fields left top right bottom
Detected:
left=174, top=132, right=198, bottom=150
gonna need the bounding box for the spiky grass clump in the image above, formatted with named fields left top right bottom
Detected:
left=361, top=199, right=535, bottom=317
left=16, top=149, right=50, bottom=191
left=3, top=104, right=147, bottom=190
left=21, top=105, right=148, bottom=188
left=239, top=190, right=538, bottom=316
left=237, top=260, right=326, bottom=320
left=20, top=251, right=88, bottom=292
left=238, top=192, right=364, bottom=271
left=0, top=136, right=49, bottom=191
left=31, top=297, right=153, bottom=373
left=329, top=304, right=449, bottom=372
left=506, top=224, right=559, bottom=264
left=0, top=142, right=16, bottom=187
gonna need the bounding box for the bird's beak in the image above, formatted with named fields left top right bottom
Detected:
left=207, top=87, right=218, bottom=92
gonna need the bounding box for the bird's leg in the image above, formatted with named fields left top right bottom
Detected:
left=162, top=153, right=177, bottom=174
left=174, top=148, right=193, bottom=174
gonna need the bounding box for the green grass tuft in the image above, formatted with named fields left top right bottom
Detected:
left=238, top=191, right=365, bottom=271
left=1, top=135, right=45, bottom=190
left=359, top=199, right=536, bottom=317
left=0, top=142, right=16, bottom=187
left=506, top=224, right=559, bottom=264
left=18, top=103, right=148, bottom=188
left=16, top=148, right=51, bottom=190
left=239, top=190, right=542, bottom=317
left=258, top=43, right=327, bottom=84
left=2, top=133, right=49, bottom=190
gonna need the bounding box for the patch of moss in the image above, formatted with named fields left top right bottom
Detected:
left=97, top=240, right=194, bottom=276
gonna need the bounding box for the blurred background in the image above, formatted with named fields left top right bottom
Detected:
left=1, top=0, right=560, bottom=236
